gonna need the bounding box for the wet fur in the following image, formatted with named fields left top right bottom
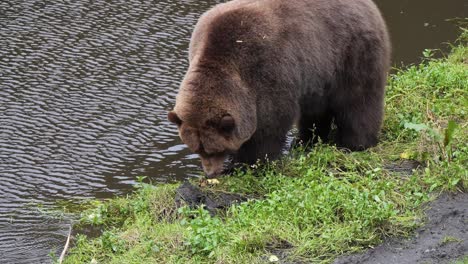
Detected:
left=171, top=0, right=391, bottom=171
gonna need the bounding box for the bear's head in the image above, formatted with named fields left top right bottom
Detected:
left=168, top=69, right=256, bottom=178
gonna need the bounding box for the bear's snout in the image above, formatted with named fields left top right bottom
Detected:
left=200, top=154, right=227, bottom=178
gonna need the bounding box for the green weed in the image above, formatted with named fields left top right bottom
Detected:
left=440, top=236, right=463, bottom=245
left=179, top=206, right=227, bottom=257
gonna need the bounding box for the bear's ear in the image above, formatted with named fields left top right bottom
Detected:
left=168, top=111, right=182, bottom=126
left=219, top=114, right=235, bottom=133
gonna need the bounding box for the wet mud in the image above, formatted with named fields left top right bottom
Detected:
left=334, top=193, right=468, bottom=264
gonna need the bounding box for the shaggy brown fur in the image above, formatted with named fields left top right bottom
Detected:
left=169, top=0, right=391, bottom=178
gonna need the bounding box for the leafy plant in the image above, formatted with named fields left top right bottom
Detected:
left=100, top=231, right=127, bottom=253
left=179, top=206, right=226, bottom=257
left=404, top=120, right=459, bottom=162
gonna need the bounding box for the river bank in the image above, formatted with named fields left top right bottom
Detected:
left=61, top=30, right=467, bottom=264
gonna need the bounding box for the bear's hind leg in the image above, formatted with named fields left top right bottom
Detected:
left=333, top=35, right=388, bottom=151
left=334, top=98, right=383, bottom=151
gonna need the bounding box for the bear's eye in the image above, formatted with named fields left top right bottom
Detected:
left=219, top=114, right=235, bottom=133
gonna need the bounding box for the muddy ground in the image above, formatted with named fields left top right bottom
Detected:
left=334, top=193, right=468, bottom=264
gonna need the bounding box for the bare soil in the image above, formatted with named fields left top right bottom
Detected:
left=334, top=193, right=468, bottom=264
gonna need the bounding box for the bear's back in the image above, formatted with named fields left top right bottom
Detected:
left=189, top=0, right=389, bottom=77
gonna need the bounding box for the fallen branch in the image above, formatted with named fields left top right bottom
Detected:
left=59, top=224, right=73, bottom=264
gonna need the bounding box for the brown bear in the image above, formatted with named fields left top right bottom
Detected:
left=168, top=0, right=391, bottom=178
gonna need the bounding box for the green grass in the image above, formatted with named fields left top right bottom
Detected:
left=453, top=256, right=468, bottom=264
left=62, top=31, right=467, bottom=264
left=440, top=235, right=463, bottom=245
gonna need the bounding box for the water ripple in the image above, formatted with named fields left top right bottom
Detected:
left=0, top=0, right=220, bottom=262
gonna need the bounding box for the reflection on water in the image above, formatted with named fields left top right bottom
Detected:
left=0, top=0, right=466, bottom=262
left=375, top=0, right=467, bottom=65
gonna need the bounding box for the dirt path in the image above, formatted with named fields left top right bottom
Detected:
left=334, top=193, right=468, bottom=264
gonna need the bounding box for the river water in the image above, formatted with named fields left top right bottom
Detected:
left=0, top=0, right=466, bottom=263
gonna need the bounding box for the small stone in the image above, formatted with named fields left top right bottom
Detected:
left=269, top=255, right=279, bottom=262
left=207, top=179, right=220, bottom=185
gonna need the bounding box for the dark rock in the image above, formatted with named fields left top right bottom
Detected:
left=175, top=182, right=205, bottom=208
left=174, top=182, right=248, bottom=215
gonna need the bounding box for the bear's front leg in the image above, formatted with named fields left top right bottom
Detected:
left=233, top=132, right=288, bottom=167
